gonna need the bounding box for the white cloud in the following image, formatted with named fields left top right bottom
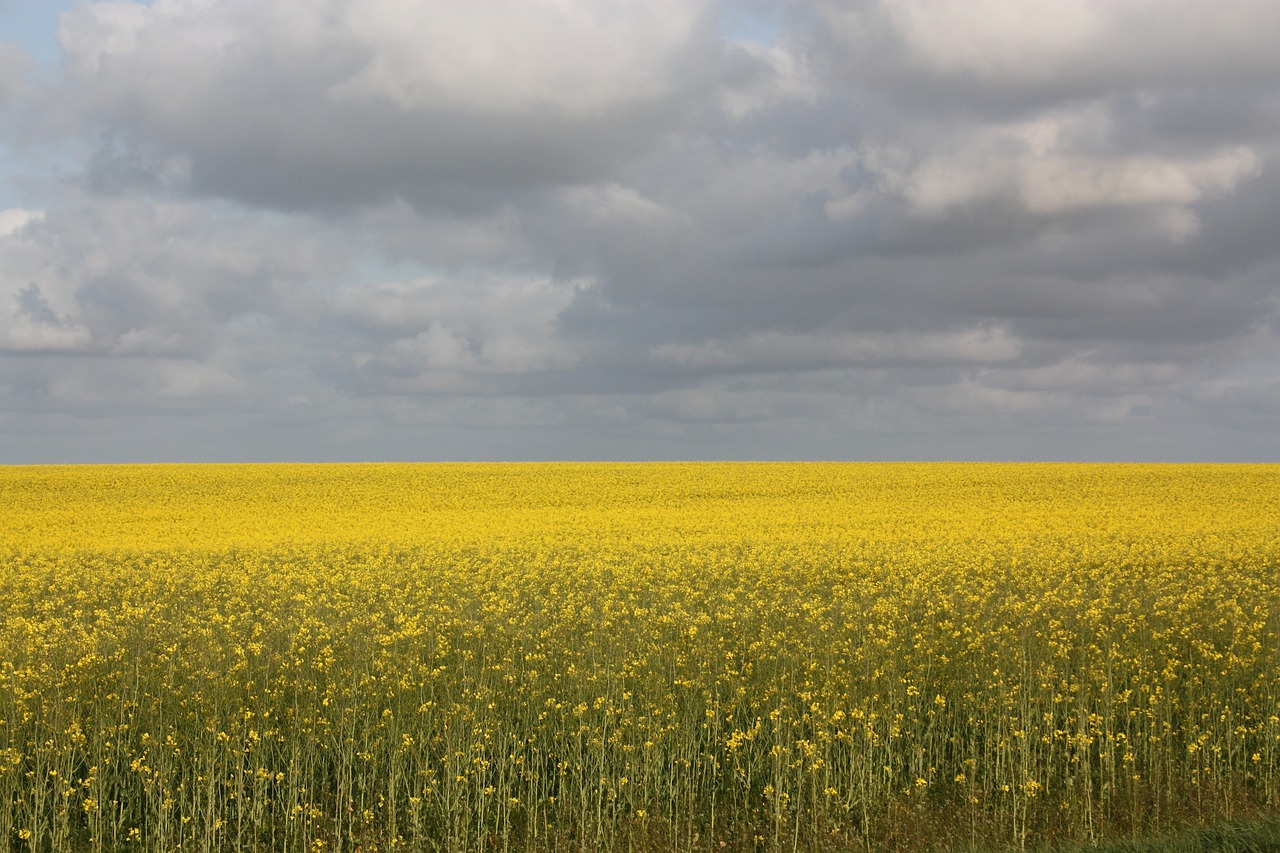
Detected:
left=42, top=357, right=240, bottom=407
left=0, top=317, right=92, bottom=353
left=329, top=0, right=705, bottom=115
left=0, top=207, right=44, bottom=236
left=1017, top=147, right=1260, bottom=215
left=885, top=0, right=1105, bottom=81
left=822, top=0, right=1280, bottom=95
left=57, top=0, right=154, bottom=75
left=717, top=41, right=815, bottom=121
left=331, top=274, right=582, bottom=381
left=893, top=113, right=1260, bottom=226
left=558, top=183, right=673, bottom=226
left=651, top=327, right=1022, bottom=371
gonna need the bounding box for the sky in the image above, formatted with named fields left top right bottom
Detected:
left=0, top=0, right=1277, bottom=463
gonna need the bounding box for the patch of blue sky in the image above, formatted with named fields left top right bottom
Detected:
left=0, top=0, right=75, bottom=67
left=718, top=3, right=784, bottom=47
left=1, top=0, right=77, bottom=210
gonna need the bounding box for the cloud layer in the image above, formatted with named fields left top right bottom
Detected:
left=2, top=0, right=1278, bottom=461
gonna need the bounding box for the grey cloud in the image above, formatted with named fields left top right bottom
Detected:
left=15, top=282, right=61, bottom=326
left=50, top=0, right=725, bottom=213
left=0, top=0, right=1277, bottom=461
left=648, top=326, right=1022, bottom=374
left=0, top=197, right=347, bottom=417
left=1187, top=376, right=1280, bottom=433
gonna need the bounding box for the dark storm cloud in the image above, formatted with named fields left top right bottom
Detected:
left=1, top=0, right=1277, bottom=461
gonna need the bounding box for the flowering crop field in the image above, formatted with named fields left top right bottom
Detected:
left=2, top=462, right=1279, bottom=852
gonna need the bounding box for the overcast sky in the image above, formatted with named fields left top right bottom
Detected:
left=1, top=0, right=1277, bottom=463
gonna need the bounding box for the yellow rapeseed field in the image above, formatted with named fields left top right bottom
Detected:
left=1, top=463, right=1278, bottom=851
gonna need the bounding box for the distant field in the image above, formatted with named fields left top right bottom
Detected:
left=2, top=463, right=1279, bottom=851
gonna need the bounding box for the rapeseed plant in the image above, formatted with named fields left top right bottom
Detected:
left=0, top=463, right=1277, bottom=851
